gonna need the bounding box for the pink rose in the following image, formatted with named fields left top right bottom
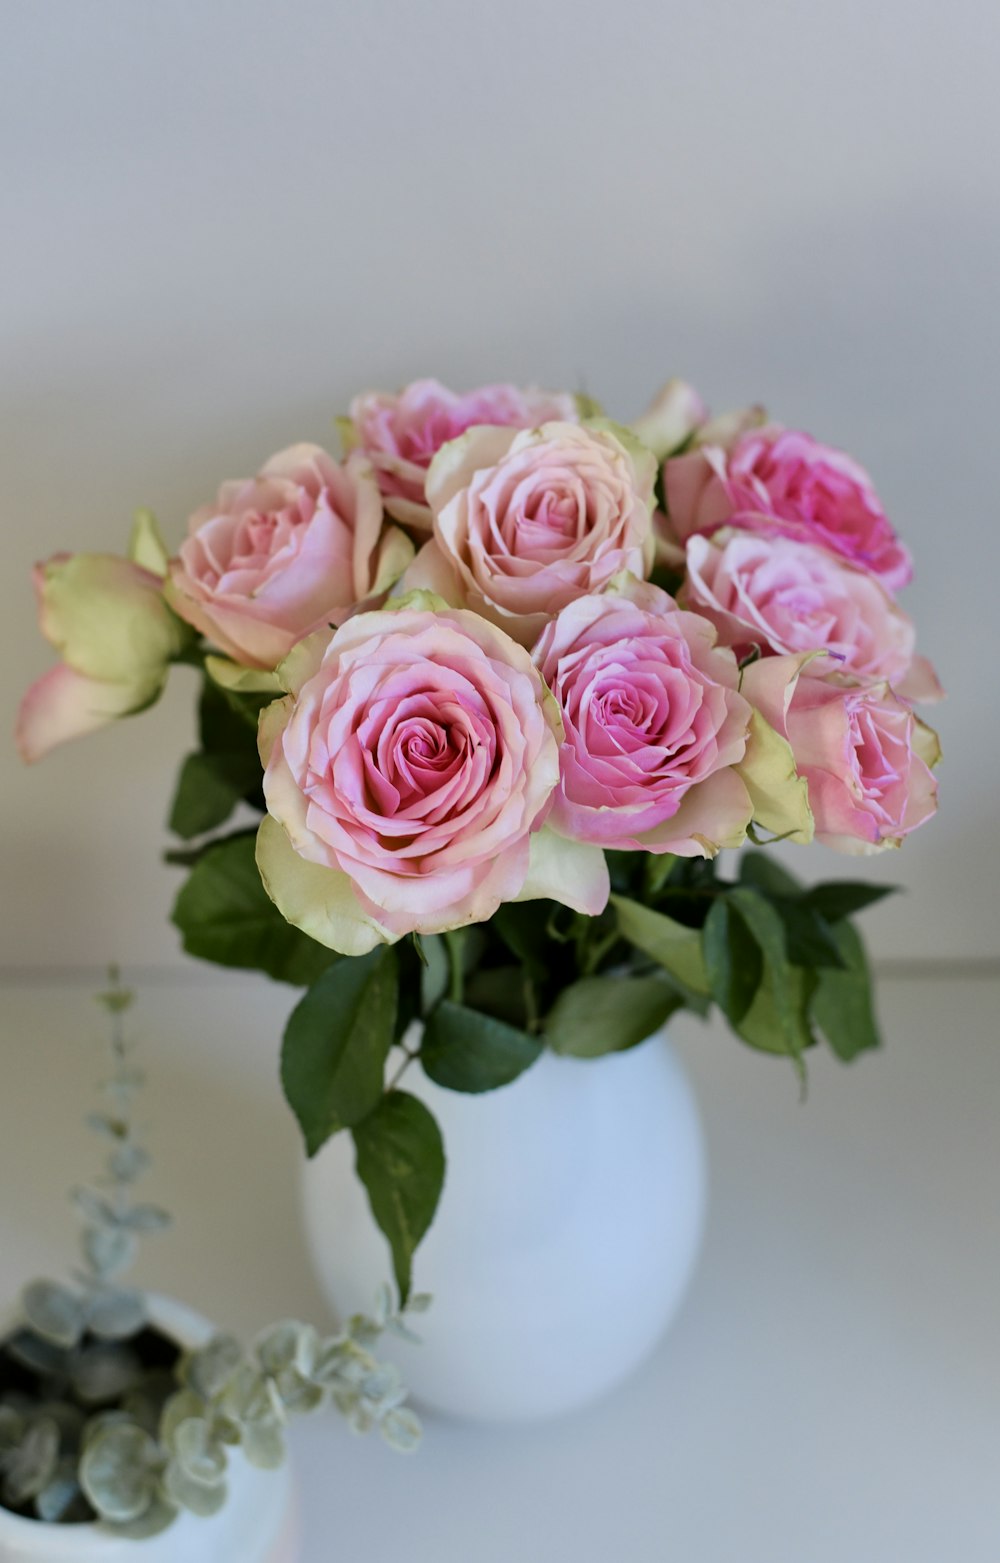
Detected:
left=742, top=657, right=940, bottom=853
left=17, top=518, right=187, bottom=762
left=664, top=427, right=912, bottom=590
left=533, top=579, right=756, bottom=856
left=681, top=530, right=940, bottom=701
left=347, top=379, right=580, bottom=533
left=401, top=422, right=656, bottom=647
left=166, top=445, right=413, bottom=670
left=256, top=600, right=609, bottom=954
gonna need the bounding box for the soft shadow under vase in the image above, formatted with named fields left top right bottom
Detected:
left=302, top=1028, right=706, bottom=1423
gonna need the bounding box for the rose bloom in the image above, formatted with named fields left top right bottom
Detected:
left=533, top=579, right=758, bottom=856
left=741, top=656, right=940, bottom=853
left=348, top=379, right=579, bottom=532
left=682, top=530, right=940, bottom=701
left=256, top=600, right=609, bottom=954
left=17, top=515, right=187, bottom=762
left=166, top=444, right=413, bottom=670
left=401, top=421, right=657, bottom=647
left=664, top=427, right=912, bottom=590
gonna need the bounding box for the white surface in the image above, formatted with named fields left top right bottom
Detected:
left=1, top=0, right=996, bottom=966
left=0, top=973, right=997, bottom=1560
left=0, top=1297, right=295, bottom=1563
left=303, top=1033, right=705, bottom=1420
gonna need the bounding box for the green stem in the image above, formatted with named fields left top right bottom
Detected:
left=443, top=930, right=464, bottom=1006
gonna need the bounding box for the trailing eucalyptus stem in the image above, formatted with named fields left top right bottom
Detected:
left=0, top=971, right=424, bottom=1534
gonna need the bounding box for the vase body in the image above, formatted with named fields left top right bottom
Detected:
left=302, top=1029, right=706, bottom=1422
left=0, top=1298, right=297, bottom=1563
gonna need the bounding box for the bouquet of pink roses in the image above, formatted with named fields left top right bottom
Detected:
left=17, top=376, right=942, bottom=1301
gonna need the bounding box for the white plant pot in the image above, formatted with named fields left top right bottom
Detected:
left=0, top=1297, right=297, bottom=1563
left=302, top=1029, right=706, bottom=1423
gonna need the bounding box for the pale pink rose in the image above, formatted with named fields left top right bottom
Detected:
left=631, top=379, right=709, bottom=460
left=681, top=530, right=940, bottom=701
left=256, top=602, right=609, bottom=953
left=402, top=422, right=657, bottom=648
left=348, top=379, right=580, bottom=533
left=533, top=578, right=755, bottom=856
left=17, top=545, right=186, bottom=762
left=166, top=445, right=413, bottom=670
left=742, top=657, right=939, bottom=854
left=664, top=427, right=912, bottom=590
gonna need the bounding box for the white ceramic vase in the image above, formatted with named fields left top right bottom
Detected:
left=302, top=1028, right=706, bottom=1422
left=0, top=1297, right=297, bottom=1563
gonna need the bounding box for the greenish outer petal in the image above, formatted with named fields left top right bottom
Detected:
left=40, top=553, right=185, bottom=681
left=127, top=510, right=170, bottom=578
left=206, top=655, right=285, bottom=696
left=255, top=815, right=394, bottom=956
left=371, top=527, right=416, bottom=596
left=424, top=425, right=518, bottom=516
left=581, top=417, right=658, bottom=507
left=513, top=827, right=610, bottom=916
left=737, top=708, right=815, bottom=843
left=275, top=629, right=335, bottom=696
left=257, top=695, right=294, bottom=767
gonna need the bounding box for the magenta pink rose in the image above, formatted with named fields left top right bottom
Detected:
left=401, top=422, right=656, bottom=647
left=348, top=379, right=580, bottom=533
left=741, top=657, right=939, bottom=853
left=681, top=530, right=940, bottom=701
left=256, top=601, right=608, bottom=953
left=533, top=579, right=756, bottom=856
left=664, top=427, right=912, bottom=590
left=166, top=444, right=413, bottom=670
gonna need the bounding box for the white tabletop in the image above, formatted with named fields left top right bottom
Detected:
left=1, top=972, right=997, bottom=1562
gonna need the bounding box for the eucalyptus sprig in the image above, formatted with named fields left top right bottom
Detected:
left=0, top=972, right=424, bottom=1532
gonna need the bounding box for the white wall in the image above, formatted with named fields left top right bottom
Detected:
left=2, top=0, right=995, bottom=968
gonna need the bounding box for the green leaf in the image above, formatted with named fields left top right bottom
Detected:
left=611, top=895, right=710, bottom=1001
left=702, top=899, right=763, bottom=1026
left=418, top=935, right=450, bottom=1015
left=171, top=833, right=338, bottom=986
left=726, top=887, right=806, bottom=1059
left=420, top=1003, right=542, bottom=1091
left=79, top=1423, right=158, bottom=1524
left=773, top=901, right=846, bottom=969
left=352, top=1093, right=445, bottom=1306
left=810, top=920, right=881, bottom=1061
left=545, top=972, right=684, bottom=1057
left=802, top=882, right=898, bottom=922
left=168, top=752, right=250, bottom=840
left=738, top=852, right=805, bottom=898
left=282, top=950, right=398, bottom=1157
left=735, top=962, right=816, bottom=1059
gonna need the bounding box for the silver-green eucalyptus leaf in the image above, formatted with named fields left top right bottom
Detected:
left=82, top=1224, right=137, bottom=1280
left=34, top=1457, right=81, bottom=1523
left=79, top=1421, right=159, bottom=1524
left=5, top=1328, right=70, bottom=1380
left=85, top=1287, right=147, bottom=1341
left=162, top=1457, right=228, bottom=1518
left=240, top=1417, right=286, bottom=1471
left=118, top=1203, right=171, bottom=1234
left=159, top=1389, right=206, bottom=1449
left=73, top=1188, right=119, bottom=1226
left=22, top=1280, right=87, bottom=1349
left=272, top=1370, right=324, bottom=1415
left=172, top=1418, right=228, bottom=1485
left=0, top=1417, right=60, bottom=1506
left=104, top=1493, right=178, bottom=1540
left=380, top=1406, right=423, bottom=1454
left=255, top=1320, right=318, bottom=1379
left=71, top=1343, right=143, bottom=1404
left=107, top=1145, right=151, bottom=1183
left=184, top=1335, right=244, bottom=1400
